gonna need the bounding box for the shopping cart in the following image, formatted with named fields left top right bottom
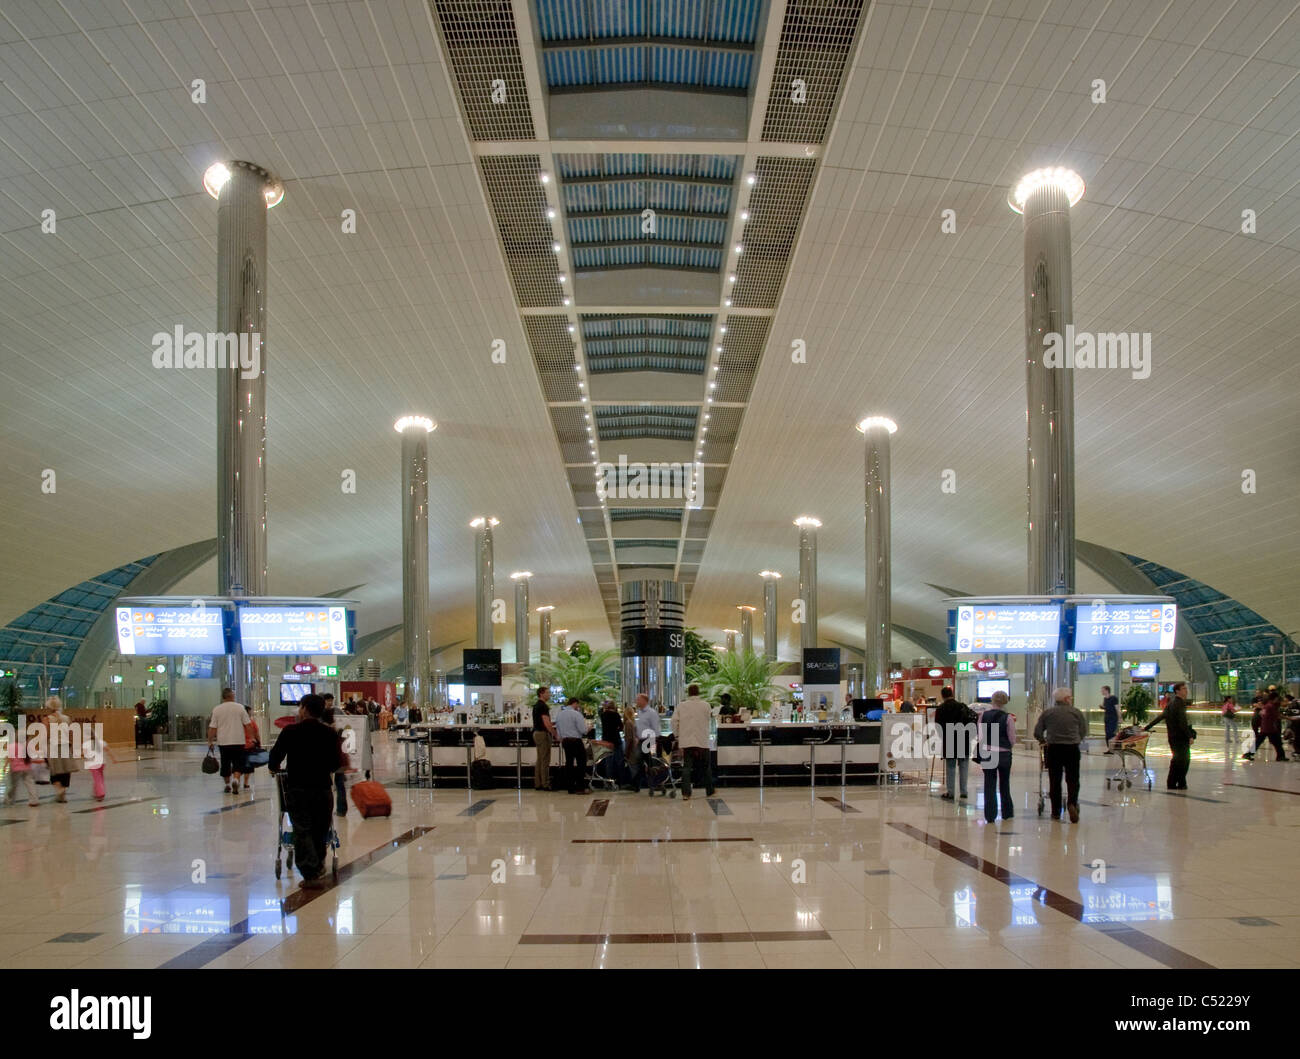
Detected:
left=1105, top=726, right=1153, bottom=791
left=643, top=735, right=680, bottom=798
left=273, top=771, right=339, bottom=882
left=1036, top=743, right=1047, bottom=815
left=589, top=741, right=620, bottom=792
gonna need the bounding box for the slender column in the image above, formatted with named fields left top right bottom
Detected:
left=511, top=572, right=532, bottom=666
left=738, top=607, right=755, bottom=654
left=554, top=629, right=568, bottom=655
left=858, top=417, right=897, bottom=696
left=795, top=518, right=821, bottom=651
left=1012, top=169, right=1083, bottom=722
left=397, top=416, right=435, bottom=708
left=760, top=571, right=780, bottom=662
left=471, top=518, right=498, bottom=650
left=538, top=607, right=553, bottom=665
left=209, top=160, right=281, bottom=713
left=724, top=629, right=737, bottom=655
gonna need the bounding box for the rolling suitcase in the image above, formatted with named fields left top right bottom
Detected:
left=350, top=780, right=392, bottom=818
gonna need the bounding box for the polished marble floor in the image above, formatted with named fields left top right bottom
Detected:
left=1, top=732, right=1296, bottom=970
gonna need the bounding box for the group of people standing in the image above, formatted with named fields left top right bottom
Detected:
left=528, top=684, right=717, bottom=798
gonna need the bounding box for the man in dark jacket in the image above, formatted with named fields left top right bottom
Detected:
left=1242, top=691, right=1287, bottom=762
left=269, top=693, right=342, bottom=885
left=1144, top=681, right=1198, bottom=788
left=934, top=687, right=975, bottom=801
left=1033, top=688, right=1089, bottom=821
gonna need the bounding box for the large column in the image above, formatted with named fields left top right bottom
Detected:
left=738, top=606, right=755, bottom=655
left=510, top=571, right=532, bottom=666
left=1011, top=168, right=1084, bottom=720
left=620, top=580, right=685, bottom=711
left=537, top=606, right=553, bottom=666
left=857, top=416, right=897, bottom=696
left=396, top=416, right=436, bottom=708
left=207, top=160, right=281, bottom=713
left=470, top=518, right=498, bottom=650
left=760, top=571, right=780, bottom=662
left=795, top=517, right=821, bottom=651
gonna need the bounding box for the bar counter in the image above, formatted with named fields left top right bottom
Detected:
left=397, top=720, right=883, bottom=788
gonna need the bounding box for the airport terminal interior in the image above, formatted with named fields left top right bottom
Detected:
left=1, top=0, right=1298, bottom=978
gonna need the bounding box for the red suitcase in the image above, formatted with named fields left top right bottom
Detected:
left=350, top=780, right=391, bottom=818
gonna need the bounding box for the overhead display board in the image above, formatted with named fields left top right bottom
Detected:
left=951, top=603, right=1061, bottom=654
left=238, top=605, right=352, bottom=656
left=1070, top=602, right=1176, bottom=652
left=116, top=606, right=230, bottom=655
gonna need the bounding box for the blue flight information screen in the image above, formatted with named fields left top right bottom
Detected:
left=116, top=606, right=229, bottom=655
left=953, top=604, right=1061, bottom=653
left=1072, top=603, right=1176, bottom=652
left=238, top=606, right=352, bottom=656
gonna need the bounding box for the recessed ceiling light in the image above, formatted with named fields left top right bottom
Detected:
left=746, top=173, right=757, bottom=186
left=567, top=324, right=575, bottom=333
left=563, top=297, right=571, bottom=306
left=734, top=245, right=743, bottom=254
left=724, top=298, right=732, bottom=307
left=715, top=345, right=722, bottom=352
left=539, top=171, right=550, bottom=184
left=719, top=326, right=726, bottom=333
left=740, top=209, right=750, bottom=221
left=553, top=242, right=562, bottom=253
left=558, top=274, right=567, bottom=284
left=547, top=207, right=557, bottom=219
left=728, top=274, right=736, bottom=283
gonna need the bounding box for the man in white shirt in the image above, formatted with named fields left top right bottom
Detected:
left=207, top=688, right=252, bottom=794
left=672, top=684, right=714, bottom=800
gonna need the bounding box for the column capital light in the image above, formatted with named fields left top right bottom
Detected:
left=794, top=516, right=822, bottom=529
left=1008, top=167, right=1084, bottom=213
left=394, top=415, right=436, bottom=433
left=553, top=628, right=569, bottom=635
left=759, top=570, right=782, bottom=579
left=469, top=516, right=500, bottom=528
left=535, top=605, right=555, bottom=613
left=856, top=415, right=898, bottom=435
left=203, top=160, right=284, bottom=207
left=737, top=605, right=757, bottom=611
left=509, top=571, right=533, bottom=580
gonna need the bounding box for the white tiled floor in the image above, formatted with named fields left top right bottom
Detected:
left=1, top=734, right=1297, bottom=969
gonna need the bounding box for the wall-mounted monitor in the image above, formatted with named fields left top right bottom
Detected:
left=951, top=604, right=1061, bottom=654
left=238, top=606, right=353, bottom=656
left=975, top=678, right=1011, bottom=702
left=180, top=655, right=216, bottom=679
left=116, top=606, right=231, bottom=655
left=279, top=682, right=312, bottom=704
left=1070, top=603, right=1176, bottom=652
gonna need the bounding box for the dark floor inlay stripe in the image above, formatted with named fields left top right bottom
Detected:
left=706, top=798, right=731, bottom=816
left=203, top=798, right=267, bottom=815
left=458, top=799, right=494, bottom=817
left=51, top=932, right=102, bottom=943
left=520, top=929, right=831, bottom=945
left=1232, top=916, right=1277, bottom=927
left=819, top=796, right=860, bottom=813
left=586, top=799, right=609, bottom=817
left=1224, top=781, right=1300, bottom=796
left=572, top=837, right=753, bottom=844
left=160, top=826, right=435, bottom=969
left=887, top=822, right=1213, bottom=969
left=72, top=797, right=148, bottom=814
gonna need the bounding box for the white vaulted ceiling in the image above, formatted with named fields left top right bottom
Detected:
left=0, top=0, right=1297, bottom=677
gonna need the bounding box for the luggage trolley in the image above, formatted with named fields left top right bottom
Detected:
left=274, top=771, right=339, bottom=882
left=1105, top=726, right=1153, bottom=791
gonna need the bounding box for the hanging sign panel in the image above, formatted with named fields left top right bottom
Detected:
left=116, top=606, right=230, bottom=655
left=951, top=604, right=1061, bottom=654
left=1070, top=603, right=1176, bottom=652
left=238, top=606, right=352, bottom=656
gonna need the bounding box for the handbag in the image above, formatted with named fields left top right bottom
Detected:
left=31, top=762, right=51, bottom=785
left=244, top=748, right=269, bottom=768
left=201, top=748, right=220, bottom=774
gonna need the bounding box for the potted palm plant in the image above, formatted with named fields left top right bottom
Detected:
left=1121, top=684, right=1153, bottom=727
left=688, top=649, right=784, bottom=719
left=525, top=648, right=619, bottom=712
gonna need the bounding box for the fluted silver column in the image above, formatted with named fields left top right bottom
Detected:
left=620, top=580, right=685, bottom=712
left=1012, top=169, right=1083, bottom=718
left=554, top=629, right=568, bottom=655
left=511, top=572, right=532, bottom=666
left=538, top=606, right=553, bottom=666
left=471, top=517, right=498, bottom=650
left=209, top=160, right=281, bottom=712
left=795, top=518, right=821, bottom=651
left=858, top=416, right=897, bottom=696
left=738, top=607, right=755, bottom=654
left=760, top=571, right=780, bottom=662
left=724, top=629, right=737, bottom=654
left=397, top=416, right=435, bottom=708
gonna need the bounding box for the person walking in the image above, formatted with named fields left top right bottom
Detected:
left=977, top=691, right=1017, bottom=822
left=207, top=688, right=251, bottom=794
left=598, top=698, right=627, bottom=786
left=1100, top=685, right=1120, bottom=752
left=239, top=704, right=262, bottom=791
left=672, top=684, right=714, bottom=800
left=555, top=698, right=591, bottom=794
left=1220, top=695, right=1240, bottom=747
left=268, top=693, right=343, bottom=886
left=934, top=687, right=975, bottom=801
left=1243, top=690, right=1288, bottom=761
left=531, top=686, right=557, bottom=791
left=323, top=705, right=349, bottom=817
left=3, top=722, right=40, bottom=807
left=44, top=697, right=79, bottom=803
left=1143, top=681, right=1198, bottom=788
left=1033, top=688, right=1088, bottom=822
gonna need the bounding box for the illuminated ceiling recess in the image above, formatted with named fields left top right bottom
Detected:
left=430, top=0, right=870, bottom=636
